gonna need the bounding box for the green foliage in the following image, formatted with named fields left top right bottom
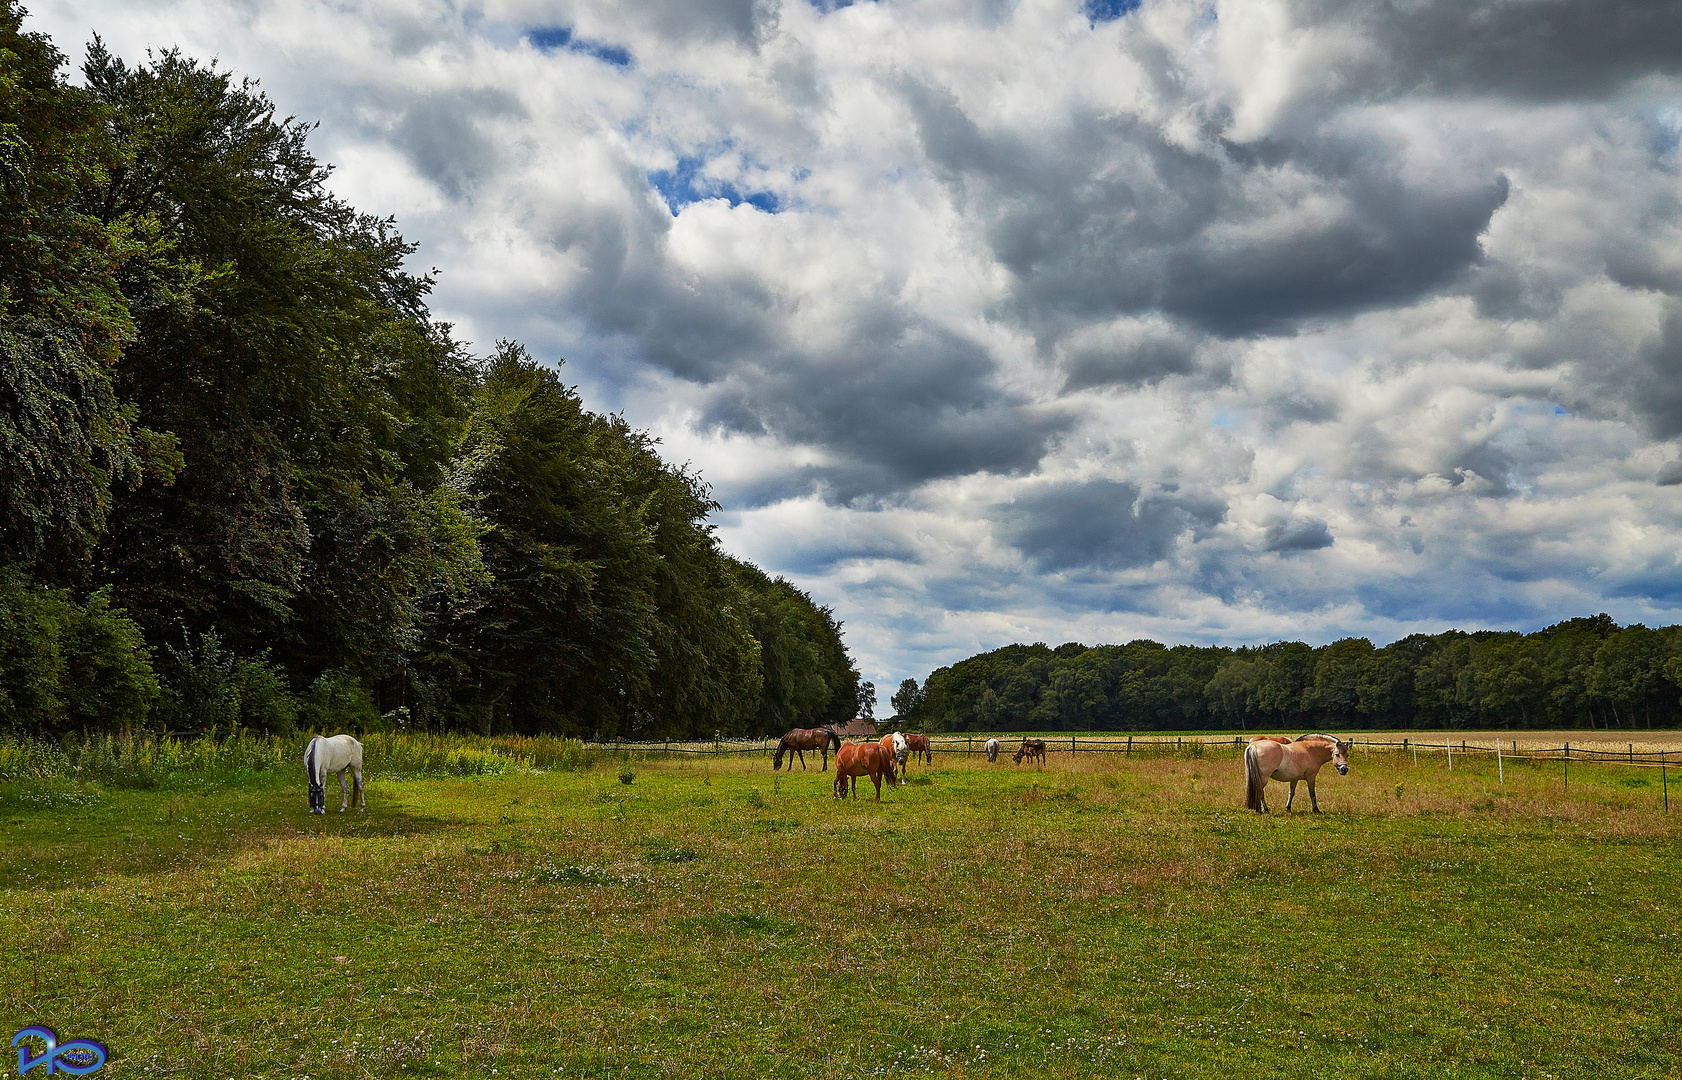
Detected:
left=0, top=571, right=156, bottom=733
left=907, top=614, right=1682, bottom=732
left=0, top=11, right=859, bottom=740
left=155, top=631, right=297, bottom=736
left=299, top=669, right=380, bottom=734
left=0, top=8, right=164, bottom=578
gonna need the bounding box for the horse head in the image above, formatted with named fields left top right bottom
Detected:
left=1333, top=738, right=1351, bottom=775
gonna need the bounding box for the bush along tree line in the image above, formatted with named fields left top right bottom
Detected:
left=0, top=8, right=861, bottom=740
left=892, top=615, right=1682, bottom=733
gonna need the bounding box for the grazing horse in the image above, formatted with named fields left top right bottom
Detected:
left=985, top=738, right=1000, bottom=763
left=833, top=742, right=898, bottom=802
left=1244, top=733, right=1351, bottom=813
left=773, top=726, right=842, bottom=771
left=903, top=732, right=932, bottom=766
left=305, top=734, right=365, bottom=814
left=1012, top=738, right=1047, bottom=765
left=879, top=732, right=909, bottom=784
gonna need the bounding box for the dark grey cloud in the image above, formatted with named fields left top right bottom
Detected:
left=702, top=324, right=1073, bottom=500
left=390, top=88, right=524, bottom=201
left=618, top=0, right=775, bottom=47
left=1264, top=518, right=1334, bottom=552
left=903, top=82, right=1509, bottom=340
left=1003, top=479, right=1226, bottom=571
left=1629, top=303, right=1682, bottom=439
left=1658, top=461, right=1682, bottom=486
left=1290, top=0, right=1682, bottom=102
left=1059, top=324, right=1200, bottom=392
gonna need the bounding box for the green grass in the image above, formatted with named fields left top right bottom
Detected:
left=2, top=742, right=1679, bottom=1077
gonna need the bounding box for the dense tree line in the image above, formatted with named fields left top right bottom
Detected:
left=893, top=615, right=1682, bottom=732
left=0, top=7, right=860, bottom=738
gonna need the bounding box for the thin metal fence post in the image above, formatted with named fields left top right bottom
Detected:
left=1497, top=737, right=1503, bottom=784
left=1564, top=742, right=1570, bottom=791
left=1447, top=737, right=1452, bottom=771
left=1409, top=738, right=1416, bottom=767
left=1664, top=751, right=1669, bottom=812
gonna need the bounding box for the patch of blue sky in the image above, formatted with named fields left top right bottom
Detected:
left=1085, top=0, right=1142, bottom=25
left=649, top=155, right=783, bottom=215
left=808, top=0, right=872, bottom=12
left=524, top=25, right=632, bottom=69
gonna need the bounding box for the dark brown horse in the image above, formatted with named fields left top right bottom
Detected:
left=903, top=732, right=932, bottom=766
left=833, top=742, right=898, bottom=801
left=1012, top=738, right=1046, bottom=765
left=773, top=726, right=842, bottom=771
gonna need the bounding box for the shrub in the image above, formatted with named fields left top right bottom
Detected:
left=299, top=669, right=380, bottom=734
left=0, top=572, right=158, bottom=733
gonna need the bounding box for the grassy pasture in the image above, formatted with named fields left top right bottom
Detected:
left=2, top=738, right=1679, bottom=1078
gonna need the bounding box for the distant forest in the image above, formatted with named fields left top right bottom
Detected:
left=892, top=616, right=1682, bottom=732
left=0, top=8, right=861, bottom=739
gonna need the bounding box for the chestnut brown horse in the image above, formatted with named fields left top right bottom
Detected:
left=1012, top=738, right=1046, bottom=765
left=1244, top=734, right=1351, bottom=813
left=879, top=732, right=909, bottom=784
left=903, top=732, right=932, bottom=767
left=834, top=742, right=898, bottom=801
left=773, top=726, right=842, bottom=771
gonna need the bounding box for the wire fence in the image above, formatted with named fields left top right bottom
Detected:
left=590, top=732, right=1682, bottom=771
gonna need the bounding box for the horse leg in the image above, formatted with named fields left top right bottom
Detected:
left=872, top=771, right=882, bottom=802
left=1286, top=780, right=1298, bottom=811
left=353, top=764, right=365, bottom=810
left=337, top=769, right=348, bottom=812
left=1307, top=776, right=1319, bottom=813
left=799, top=748, right=807, bottom=771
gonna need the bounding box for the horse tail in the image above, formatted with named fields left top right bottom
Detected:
left=827, top=727, right=842, bottom=752
left=304, top=737, right=317, bottom=785
left=1244, top=742, right=1266, bottom=812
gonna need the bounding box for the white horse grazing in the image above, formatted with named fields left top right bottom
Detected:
left=305, top=734, right=365, bottom=814
left=985, top=738, right=1000, bottom=763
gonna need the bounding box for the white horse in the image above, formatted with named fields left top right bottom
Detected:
left=305, top=734, right=365, bottom=814
left=985, top=738, right=1000, bottom=763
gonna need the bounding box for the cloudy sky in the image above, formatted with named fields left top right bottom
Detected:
left=33, top=0, right=1682, bottom=691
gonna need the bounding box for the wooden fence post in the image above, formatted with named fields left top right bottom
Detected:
left=1564, top=742, right=1570, bottom=791
left=1663, top=751, right=1669, bottom=812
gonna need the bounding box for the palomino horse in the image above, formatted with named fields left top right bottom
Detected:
left=879, top=732, right=909, bottom=784
left=305, top=734, right=365, bottom=814
left=833, top=742, right=898, bottom=801
left=1012, top=738, right=1046, bottom=765
left=773, top=726, right=842, bottom=771
left=1244, top=734, right=1351, bottom=813
left=985, top=738, right=1000, bottom=762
